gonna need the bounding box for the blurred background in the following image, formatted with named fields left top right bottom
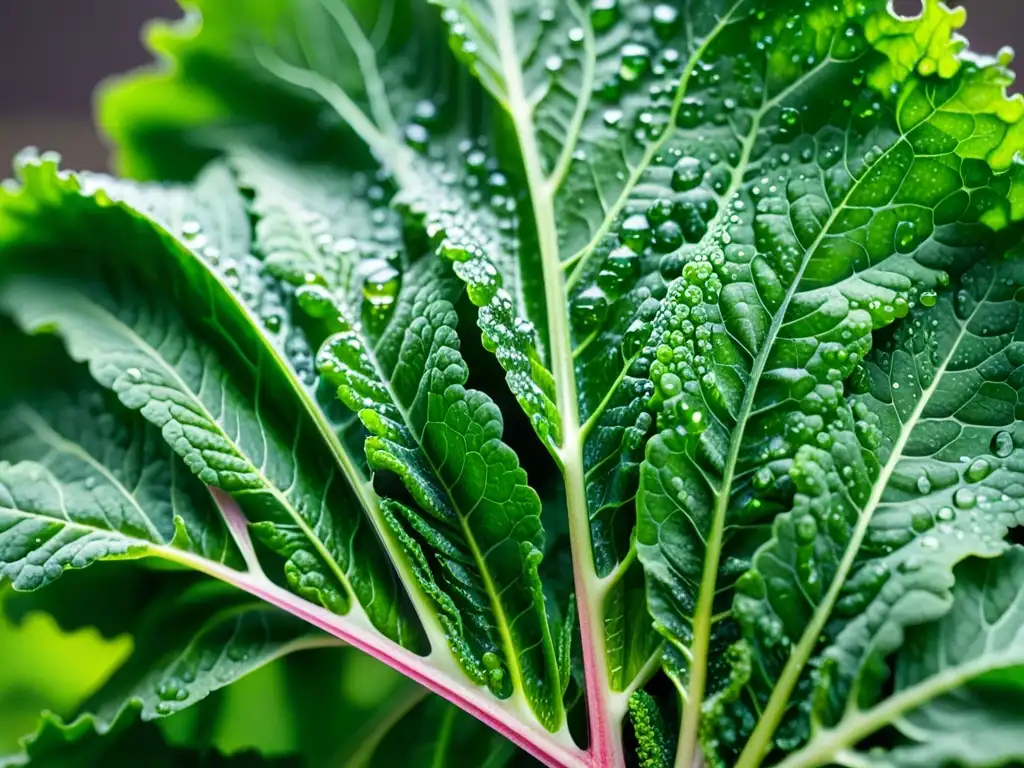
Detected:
left=0, top=0, right=1020, bottom=172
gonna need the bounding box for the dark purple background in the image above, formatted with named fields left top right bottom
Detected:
left=0, top=0, right=1019, bottom=171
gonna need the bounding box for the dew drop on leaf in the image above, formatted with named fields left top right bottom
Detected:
left=571, top=286, right=609, bottom=332
left=620, top=213, right=651, bottom=252
left=966, top=459, right=991, bottom=483
left=671, top=156, right=704, bottom=192
left=362, top=265, right=401, bottom=308
left=590, top=0, right=619, bottom=32
left=954, top=487, right=977, bottom=509
left=619, top=43, right=650, bottom=82
left=294, top=284, right=334, bottom=320
left=992, top=430, right=1014, bottom=458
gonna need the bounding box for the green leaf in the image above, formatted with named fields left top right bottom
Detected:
left=318, top=259, right=564, bottom=729
left=3, top=561, right=206, bottom=641
left=2, top=712, right=293, bottom=768
left=774, top=548, right=1024, bottom=768
left=733, top=257, right=1024, bottom=760
left=363, top=696, right=518, bottom=768
left=232, top=149, right=567, bottom=729
left=80, top=582, right=335, bottom=726
left=0, top=152, right=423, bottom=647
left=97, top=0, right=452, bottom=181
left=628, top=3, right=1024, bottom=764
left=0, top=583, right=321, bottom=768
left=0, top=333, right=239, bottom=590
left=8, top=0, right=1024, bottom=766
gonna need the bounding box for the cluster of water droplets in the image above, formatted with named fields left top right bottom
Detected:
left=152, top=639, right=252, bottom=716
left=403, top=140, right=561, bottom=444
left=639, top=256, right=729, bottom=441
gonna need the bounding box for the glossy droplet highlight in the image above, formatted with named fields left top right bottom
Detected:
left=992, top=430, right=1014, bottom=458
left=671, top=156, right=704, bottom=192
left=620, top=213, right=651, bottom=252
left=953, top=487, right=976, bottom=509
left=651, top=4, right=680, bottom=39
left=619, top=44, right=650, bottom=82
left=296, top=284, right=337, bottom=319
left=965, top=459, right=991, bottom=483
left=362, top=265, right=400, bottom=308
left=571, top=286, right=609, bottom=333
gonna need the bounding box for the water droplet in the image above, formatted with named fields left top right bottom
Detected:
left=920, top=536, right=939, bottom=550
left=405, top=123, right=429, bottom=151
left=127, top=367, right=142, bottom=381
left=937, top=507, right=955, bottom=522
left=966, top=459, right=991, bottom=483
left=158, top=681, right=181, bottom=701
left=620, top=214, right=651, bottom=252
left=911, top=509, right=934, bottom=533
left=919, top=290, right=937, bottom=308
left=603, top=108, right=624, bottom=127
left=916, top=476, right=932, bottom=495
left=362, top=265, right=400, bottom=308
left=953, top=487, right=977, bottom=509
left=777, top=107, right=800, bottom=138
left=895, top=221, right=920, bottom=254
left=591, top=0, right=619, bottom=32
left=296, top=283, right=337, bottom=319
left=263, top=313, right=282, bottom=333
left=605, top=246, right=639, bottom=280
left=619, top=44, right=650, bottom=82
left=671, top=156, right=704, bottom=191
left=652, top=221, right=684, bottom=253
left=651, top=4, right=680, bottom=39
left=992, top=430, right=1014, bottom=458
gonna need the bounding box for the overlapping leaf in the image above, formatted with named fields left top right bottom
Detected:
left=629, top=2, right=1024, bottom=764
left=774, top=548, right=1024, bottom=768
left=0, top=154, right=422, bottom=646
left=2, top=0, right=1024, bottom=766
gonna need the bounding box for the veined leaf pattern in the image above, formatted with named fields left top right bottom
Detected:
left=734, top=258, right=1024, bottom=758
left=0, top=0, right=1022, bottom=766
left=774, top=548, right=1024, bottom=768
left=628, top=3, right=1024, bottom=764
left=0, top=336, right=239, bottom=589
left=0, top=155, right=422, bottom=647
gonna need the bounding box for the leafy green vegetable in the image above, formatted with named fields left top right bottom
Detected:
left=2, top=0, right=1024, bottom=766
